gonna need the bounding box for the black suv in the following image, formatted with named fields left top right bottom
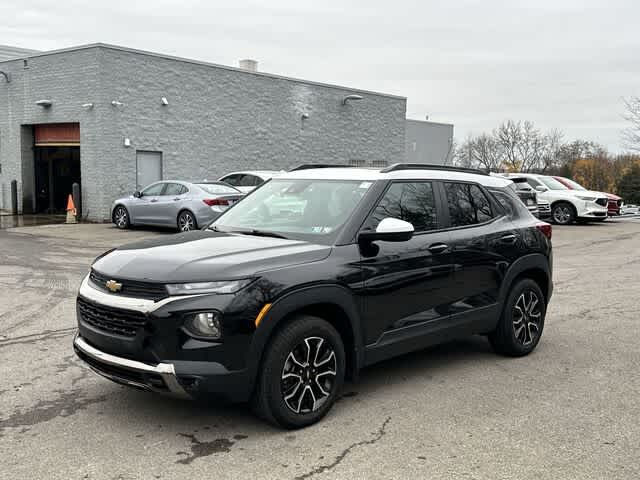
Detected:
left=74, top=164, right=553, bottom=429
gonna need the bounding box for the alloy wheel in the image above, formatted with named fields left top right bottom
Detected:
left=114, top=207, right=128, bottom=228
left=553, top=205, right=572, bottom=224
left=179, top=212, right=195, bottom=231
left=512, top=290, right=542, bottom=346
left=281, top=337, right=337, bottom=414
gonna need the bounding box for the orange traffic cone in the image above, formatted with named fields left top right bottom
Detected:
left=66, top=194, right=77, bottom=224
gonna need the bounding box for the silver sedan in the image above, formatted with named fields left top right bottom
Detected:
left=111, top=181, right=244, bottom=231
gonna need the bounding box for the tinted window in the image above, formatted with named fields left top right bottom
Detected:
left=239, top=175, right=262, bottom=187
left=141, top=183, right=165, bottom=196
left=539, top=176, right=568, bottom=190
left=444, top=182, right=493, bottom=227
left=163, top=183, right=186, bottom=196
left=369, top=182, right=438, bottom=232
left=490, top=187, right=530, bottom=220
left=221, top=174, right=241, bottom=186
left=525, top=178, right=541, bottom=189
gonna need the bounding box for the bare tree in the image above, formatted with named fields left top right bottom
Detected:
left=623, top=96, right=640, bottom=151
left=454, top=134, right=502, bottom=171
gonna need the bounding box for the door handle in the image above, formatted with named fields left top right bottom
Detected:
left=500, top=233, right=518, bottom=244
left=427, top=243, right=448, bottom=254
left=150, top=199, right=158, bottom=203
left=173, top=197, right=181, bottom=201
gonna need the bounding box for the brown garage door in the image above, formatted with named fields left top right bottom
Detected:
left=34, top=123, right=80, bottom=146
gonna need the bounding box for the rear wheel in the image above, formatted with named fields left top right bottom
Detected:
left=489, top=278, right=546, bottom=357
left=177, top=210, right=197, bottom=232
left=551, top=202, right=575, bottom=225
left=112, top=205, right=130, bottom=229
left=252, top=315, right=345, bottom=429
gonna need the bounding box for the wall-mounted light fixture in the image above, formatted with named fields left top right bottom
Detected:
left=36, top=99, right=53, bottom=108
left=111, top=100, right=124, bottom=107
left=342, top=94, right=363, bottom=106
left=124, top=138, right=131, bottom=147
left=0, top=70, right=10, bottom=83
left=161, top=97, right=169, bottom=106
left=82, top=103, right=94, bottom=109
left=301, top=112, right=309, bottom=119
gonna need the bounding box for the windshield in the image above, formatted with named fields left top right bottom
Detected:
left=211, top=179, right=373, bottom=242
left=196, top=183, right=241, bottom=195
left=539, top=176, right=569, bottom=190
left=559, top=177, right=586, bottom=190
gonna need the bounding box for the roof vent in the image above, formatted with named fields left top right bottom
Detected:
left=238, top=59, right=258, bottom=72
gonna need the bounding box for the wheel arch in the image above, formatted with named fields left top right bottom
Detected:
left=112, top=203, right=132, bottom=225
left=247, top=285, right=364, bottom=384
left=499, top=254, right=552, bottom=306
left=176, top=208, right=198, bottom=229
left=550, top=199, right=577, bottom=217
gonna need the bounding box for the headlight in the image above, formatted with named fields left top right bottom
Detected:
left=576, top=195, right=596, bottom=201
left=166, top=279, right=253, bottom=295
left=185, top=311, right=222, bottom=338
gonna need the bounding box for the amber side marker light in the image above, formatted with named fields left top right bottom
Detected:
left=255, top=303, right=272, bottom=327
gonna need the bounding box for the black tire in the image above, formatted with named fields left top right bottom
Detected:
left=251, top=315, right=345, bottom=429
left=177, top=210, right=197, bottom=232
left=551, top=202, right=575, bottom=225
left=489, top=278, right=546, bottom=357
left=112, top=205, right=130, bottom=229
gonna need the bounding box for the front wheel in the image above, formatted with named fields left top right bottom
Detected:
left=113, top=205, right=130, bottom=229
left=551, top=202, right=575, bottom=225
left=252, top=315, right=345, bottom=429
left=177, top=210, right=197, bottom=232
left=489, top=278, right=546, bottom=357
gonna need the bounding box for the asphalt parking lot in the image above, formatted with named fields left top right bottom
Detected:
left=1, top=218, right=639, bottom=479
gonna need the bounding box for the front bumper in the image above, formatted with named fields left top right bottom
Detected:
left=73, top=275, right=260, bottom=402
left=74, top=334, right=189, bottom=398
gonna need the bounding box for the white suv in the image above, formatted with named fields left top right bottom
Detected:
left=504, top=173, right=608, bottom=225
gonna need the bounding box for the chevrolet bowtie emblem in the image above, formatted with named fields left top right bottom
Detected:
left=105, top=280, right=123, bottom=292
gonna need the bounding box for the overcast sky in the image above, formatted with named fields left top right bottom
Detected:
left=3, top=0, right=638, bottom=151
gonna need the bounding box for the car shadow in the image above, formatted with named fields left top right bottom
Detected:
left=86, top=335, right=497, bottom=435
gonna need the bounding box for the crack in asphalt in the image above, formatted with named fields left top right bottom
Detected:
left=175, top=433, right=248, bottom=464
left=294, top=416, right=392, bottom=479
left=0, top=327, right=77, bottom=349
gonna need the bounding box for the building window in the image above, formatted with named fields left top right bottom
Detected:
left=349, top=159, right=366, bottom=167
left=370, top=160, right=388, bottom=168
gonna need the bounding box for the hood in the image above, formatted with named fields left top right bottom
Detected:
left=604, top=192, right=621, bottom=201
left=92, top=230, right=332, bottom=282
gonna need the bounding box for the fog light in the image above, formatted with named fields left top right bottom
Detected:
left=186, top=311, right=222, bottom=338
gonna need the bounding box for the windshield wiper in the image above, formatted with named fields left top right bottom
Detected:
left=232, top=229, right=288, bottom=239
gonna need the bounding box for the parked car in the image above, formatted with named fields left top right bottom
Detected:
left=218, top=170, right=282, bottom=193
left=553, top=176, right=622, bottom=217
left=621, top=204, right=639, bottom=215
left=503, top=173, right=608, bottom=225
left=508, top=177, right=539, bottom=218
left=537, top=198, right=552, bottom=220
left=111, top=181, right=244, bottom=232
left=76, top=164, right=553, bottom=428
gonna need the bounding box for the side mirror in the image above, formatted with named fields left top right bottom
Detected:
left=358, top=217, right=414, bottom=243
left=133, top=191, right=142, bottom=198
left=535, top=186, right=547, bottom=193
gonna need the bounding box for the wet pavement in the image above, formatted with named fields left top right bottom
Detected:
left=0, top=214, right=66, bottom=229
left=0, top=219, right=639, bottom=479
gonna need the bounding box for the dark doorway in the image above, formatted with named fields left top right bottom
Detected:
left=34, top=146, right=81, bottom=214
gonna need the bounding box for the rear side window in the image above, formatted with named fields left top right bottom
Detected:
left=368, top=181, right=438, bottom=232
left=239, top=175, right=262, bottom=187
left=221, top=174, right=241, bottom=186
left=490, top=187, right=531, bottom=220
left=163, top=183, right=186, bottom=196
left=444, top=182, right=493, bottom=227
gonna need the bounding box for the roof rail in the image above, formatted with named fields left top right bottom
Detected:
left=289, top=164, right=355, bottom=171
left=380, top=163, right=489, bottom=176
